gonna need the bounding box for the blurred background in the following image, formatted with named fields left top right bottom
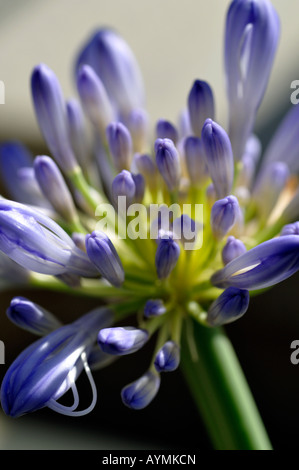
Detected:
left=0, top=0, right=299, bottom=450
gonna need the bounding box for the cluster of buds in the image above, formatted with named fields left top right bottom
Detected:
left=1, top=0, right=299, bottom=418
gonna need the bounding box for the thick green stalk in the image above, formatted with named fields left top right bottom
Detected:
left=181, top=319, right=272, bottom=450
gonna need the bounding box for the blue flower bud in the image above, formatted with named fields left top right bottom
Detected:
left=281, top=223, right=299, bottom=237
left=211, top=196, right=240, bottom=240
left=252, top=162, right=289, bottom=219
left=106, top=122, right=133, bottom=172
left=76, top=65, right=114, bottom=136
left=222, top=236, right=247, bottom=265
left=188, top=79, right=215, bottom=137
left=0, top=199, right=96, bottom=277
left=98, top=326, right=148, bottom=355
left=112, top=170, right=136, bottom=207
left=85, top=231, right=124, bottom=287
left=225, top=0, right=280, bottom=159
left=201, top=119, right=234, bottom=198
left=156, top=119, right=179, bottom=145
left=155, top=138, right=181, bottom=191
left=75, top=28, right=145, bottom=116
left=184, top=136, right=208, bottom=186
left=154, top=341, right=180, bottom=372
left=207, top=287, right=250, bottom=327
left=0, top=142, right=48, bottom=207
left=211, top=235, right=299, bottom=291
left=155, top=237, right=180, bottom=279
left=31, top=64, right=77, bottom=173
left=1, top=308, right=112, bottom=417
left=121, top=371, right=160, bottom=410
left=144, top=299, right=166, bottom=318
left=34, top=156, right=77, bottom=223
left=6, top=297, right=62, bottom=336
left=66, top=99, right=90, bottom=172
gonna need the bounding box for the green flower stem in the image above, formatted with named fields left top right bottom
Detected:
left=180, top=318, right=272, bottom=450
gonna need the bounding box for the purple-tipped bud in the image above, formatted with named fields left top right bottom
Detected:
left=184, top=136, right=208, bottom=186
left=75, top=28, right=145, bottom=116
left=106, top=122, right=133, bottom=172
left=155, top=237, right=180, bottom=279
left=98, top=326, right=148, bottom=355
left=112, top=170, right=136, bottom=207
left=201, top=119, right=234, bottom=198
left=211, top=196, right=240, bottom=240
left=156, top=119, right=179, bottom=145
left=144, top=299, right=166, bottom=318
left=222, top=236, right=247, bottom=265
left=132, top=173, right=145, bottom=203
left=225, top=0, right=280, bottom=159
left=154, top=341, right=180, bottom=372
left=134, top=154, right=158, bottom=191
left=85, top=231, right=124, bottom=286
left=211, top=235, right=299, bottom=291
left=121, top=371, right=160, bottom=410
left=281, top=223, right=299, bottom=237
left=66, top=99, right=89, bottom=170
left=207, top=287, right=250, bottom=327
left=155, top=138, right=181, bottom=191
left=77, top=65, right=114, bottom=135
left=188, top=79, right=215, bottom=137
left=31, top=64, right=77, bottom=173
left=252, top=162, right=289, bottom=219
left=6, top=297, right=62, bottom=336
left=0, top=199, right=96, bottom=277
left=34, top=156, right=77, bottom=223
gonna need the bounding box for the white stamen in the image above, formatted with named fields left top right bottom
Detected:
left=47, top=352, right=97, bottom=417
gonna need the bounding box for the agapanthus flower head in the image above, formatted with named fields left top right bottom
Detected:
left=1, top=0, right=299, bottom=423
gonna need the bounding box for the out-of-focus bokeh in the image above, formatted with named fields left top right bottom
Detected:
left=1, top=0, right=299, bottom=450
